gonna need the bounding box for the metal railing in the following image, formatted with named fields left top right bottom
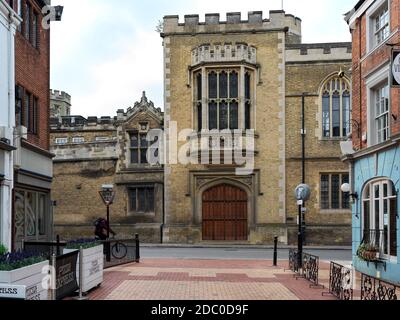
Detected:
left=323, top=262, right=353, bottom=300
left=288, top=250, right=322, bottom=288
left=23, top=235, right=67, bottom=258
left=301, top=253, right=322, bottom=288
left=101, top=234, right=140, bottom=269
left=288, top=249, right=300, bottom=274
left=361, top=273, right=399, bottom=300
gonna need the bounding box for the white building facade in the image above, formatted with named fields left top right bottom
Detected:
left=0, top=0, right=21, bottom=250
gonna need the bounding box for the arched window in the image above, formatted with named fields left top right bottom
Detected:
left=362, top=179, right=398, bottom=258
left=321, top=77, right=351, bottom=138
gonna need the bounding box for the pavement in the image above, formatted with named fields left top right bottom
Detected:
left=87, top=258, right=340, bottom=301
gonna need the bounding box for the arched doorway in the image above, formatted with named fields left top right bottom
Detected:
left=202, top=184, right=248, bottom=241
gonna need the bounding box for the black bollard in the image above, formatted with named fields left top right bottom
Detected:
left=273, top=236, right=278, bottom=266
left=56, top=235, right=61, bottom=256
left=135, top=234, right=140, bottom=263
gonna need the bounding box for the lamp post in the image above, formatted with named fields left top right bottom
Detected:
left=99, top=185, right=116, bottom=262
left=294, top=184, right=311, bottom=270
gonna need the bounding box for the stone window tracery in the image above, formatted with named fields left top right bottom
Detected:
left=194, top=68, right=253, bottom=132
left=321, top=76, right=351, bottom=138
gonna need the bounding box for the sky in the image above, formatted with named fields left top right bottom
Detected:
left=50, top=0, right=354, bottom=117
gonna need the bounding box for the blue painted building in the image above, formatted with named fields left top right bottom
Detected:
left=350, top=145, right=400, bottom=284
left=345, top=0, right=400, bottom=285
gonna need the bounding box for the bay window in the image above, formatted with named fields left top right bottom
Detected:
left=194, top=68, right=253, bottom=131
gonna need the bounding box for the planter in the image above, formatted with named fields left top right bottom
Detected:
left=0, top=260, right=49, bottom=300
left=362, top=251, right=379, bottom=262
left=64, top=244, right=104, bottom=294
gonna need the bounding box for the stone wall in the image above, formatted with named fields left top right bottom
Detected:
left=285, top=44, right=352, bottom=244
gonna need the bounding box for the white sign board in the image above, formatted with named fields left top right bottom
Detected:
left=0, top=285, right=26, bottom=300
left=392, top=50, right=400, bottom=87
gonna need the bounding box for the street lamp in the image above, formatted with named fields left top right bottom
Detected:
left=99, top=184, right=116, bottom=262
left=341, top=183, right=359, bottom=219
left=341, top=183, right=358, bottom=202
left=294, top=184, right=311, bottom=270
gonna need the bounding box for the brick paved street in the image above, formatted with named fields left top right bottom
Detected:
left=87, top=259, right=338, bottom=300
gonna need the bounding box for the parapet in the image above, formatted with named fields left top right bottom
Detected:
left=162, top=10, right=301, bottom=37
left=50, top=89, right=71, bottom=105
left=285, top=42, right=352, bottom=63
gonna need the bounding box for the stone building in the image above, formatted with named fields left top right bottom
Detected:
left=50, top=10, right=353, bottom=245
left=285, top=43, right=353, bottom=245
left=50, top=89, right=71, bottom=118
left=50, top=92, right=165, bottom=242
left=161, top=10, right=353, bottom=245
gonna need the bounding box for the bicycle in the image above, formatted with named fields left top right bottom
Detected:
left=111, top=239, right=128, bottom=260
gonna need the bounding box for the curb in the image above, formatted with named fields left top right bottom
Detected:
left=140, top=244, right=352, bottom=250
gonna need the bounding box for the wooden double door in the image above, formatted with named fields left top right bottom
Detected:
left=202, top=184, right=248, bottom=241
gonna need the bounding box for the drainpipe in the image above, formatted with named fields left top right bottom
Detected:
left=160, top=181, right=165, bottom=244
left=301, top=93, right=307, bottom=245
left=301, top=93, right=306, bottom=184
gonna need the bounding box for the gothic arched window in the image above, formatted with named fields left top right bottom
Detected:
left=321, top=77, right=351, bottom=138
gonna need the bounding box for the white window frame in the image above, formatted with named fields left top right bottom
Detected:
left=72, top=137, right=85, bottom=144
left=95, top=136, right=110, bottom=142
left=366, top=0, right=391, bottom=53
left=366, top=63, right=390, bottom=147
left=374, top=84, right=390, bottom=144
left=362, top=179, right=398, bottom=262
left=55, top=137, right=68, bottom=145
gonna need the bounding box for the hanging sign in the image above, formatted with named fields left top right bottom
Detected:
left=392, top=50, right=400, bottom=87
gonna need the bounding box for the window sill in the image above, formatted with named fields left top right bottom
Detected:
left=319, top=137, right=348, bottom=142
left=320, top=209, right=351, bottom=214
left=363, top=30, right=398, bottom=62
left=128, top=211, right=156, bottom=217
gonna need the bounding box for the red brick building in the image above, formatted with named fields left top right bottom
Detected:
left=345, top=0, right=400, bottom=284
left=347, top=0, right=399, bottom=151
left=5, top=0, right=61, bottom=250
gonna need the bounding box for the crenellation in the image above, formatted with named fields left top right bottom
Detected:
left=205, top=13, right=220, bottom=25
left=248, top=11, right=263, bottom=24
left=226, top=12, right=241, bottom=24
left=286, top=43, right=352, bottom=63
left=184, top=14, right=199, bottom=26
left=50, top=89, right=71, bottom=102
left=162, top=10, right=302, bottom=37
left=50, top=92, right=164, bottom=132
